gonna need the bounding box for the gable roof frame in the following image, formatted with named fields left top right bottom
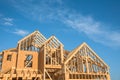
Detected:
left=18, top=30, right=46, bottom=44
left=64, top=42, right=109, bottom=68
left=41, top=36, right=64, bottom=48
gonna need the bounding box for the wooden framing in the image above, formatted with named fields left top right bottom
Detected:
left=0, top=30, right=110, bottom=80
left=64, top=42, right=110, bottom=80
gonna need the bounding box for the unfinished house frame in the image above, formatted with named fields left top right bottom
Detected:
left=0, top=30, right=110, bottom=80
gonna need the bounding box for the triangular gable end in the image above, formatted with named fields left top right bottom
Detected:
left=18, top=30, right=46, bottom=43
left=18, top=30, right=47, bottom=51
left=64, top=43, right=109, bottom=72
left=65, top=42, right=108, bottom=67
left=43, top=36, right=64, bottom=48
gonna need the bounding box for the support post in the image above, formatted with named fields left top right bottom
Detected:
left=43, top=45, right=46, bottom=80
left=60, top=44, right=63, bottom=64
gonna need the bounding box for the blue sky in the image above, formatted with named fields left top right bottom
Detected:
left=0, top=0, right=120, bottom=79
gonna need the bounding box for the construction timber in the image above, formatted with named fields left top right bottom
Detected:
left=0, top=30, right=110, bottom=80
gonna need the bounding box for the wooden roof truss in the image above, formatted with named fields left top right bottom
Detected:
left=18, top=31, right=46, bottom=52
left=64, top=43, right=110, bottom=80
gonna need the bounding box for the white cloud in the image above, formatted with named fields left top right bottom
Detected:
left=10, top=0, right=120, bottom=47
left=10, top=0, right=63, bottom=21
left=3, top=17, right=14, bottom=26
left=62, top=13, right=120, bottom=47
left=0, top=16, right=14, bottom=26
left=13, top=29, right=29, bottom=36
left=4, top=22, right=13, bottom=26
left=3, top=17, right=13, bottom=22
